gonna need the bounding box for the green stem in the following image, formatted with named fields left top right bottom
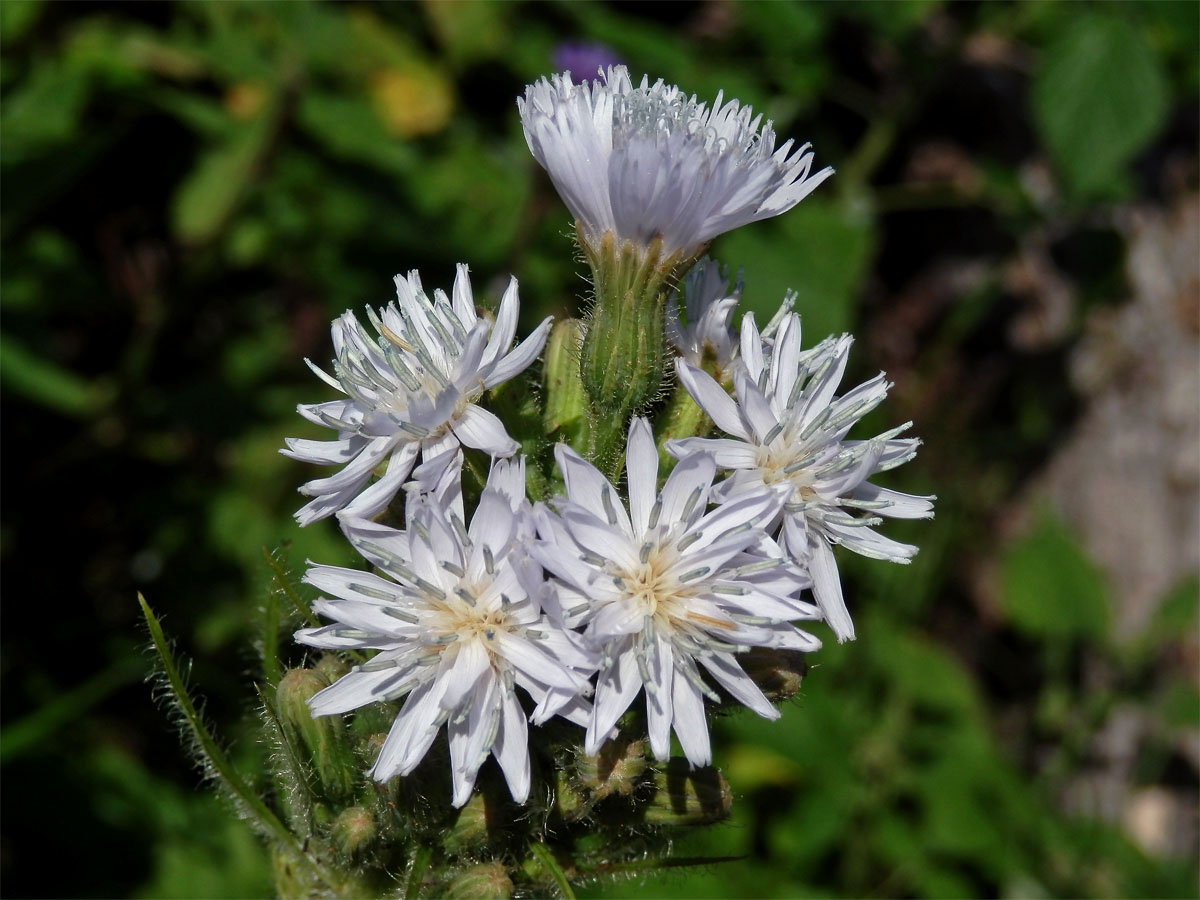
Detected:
left=262, top=548, right=365, bottom=664
left=260, top=576, right=282, bottom=690
left=530, top=842, right=577, bottom=900
left=137, top=594, right=342, bottom=894
left=404, top=844, right=433, bottom=900
left=262, top=547, right=322, bottom=629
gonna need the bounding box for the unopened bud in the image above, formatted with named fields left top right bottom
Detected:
left=332, top=806, right=376, bottom=858
left=643, top=759, right=732, bottom=826
left=575, top=738, right=648, bottom=800
left=542, top=318, right=587, bottom=446
left=739, top=648, right=808, bottom=702
left=312, top=653, right=350, bottom=684
left=552, top=771, right=590, bottom=822
left=443, top=793, right=489, bottom=856
left=276, top=666, right=356, bottom=800
left=445, top=862, right=513, bottom=900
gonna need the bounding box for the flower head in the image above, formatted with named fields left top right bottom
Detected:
left=533, top=418, right=819, bottom=766
left=666, top=257, right=742, bottom=379
left=669, top=312, right=935, bottom=643
left=296, top=459, right=595, bottom=807
left=282, top=265, right=552, bottom=525
left=518, top=66, right=834, bottom=257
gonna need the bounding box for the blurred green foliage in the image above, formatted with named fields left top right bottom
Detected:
left=2, top=1, right=1196, bottom=898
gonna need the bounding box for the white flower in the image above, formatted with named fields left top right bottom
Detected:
left=282, top=265, right=552, bottom=525
left=665, top=257, right=742, bottom=377
left=295, top=459, right=596, bottom=807
left=532, top=418, right=820, bottom=767
left=669, top=312, right=935, bottom=644
left=518, top=66, right=834, bottom=256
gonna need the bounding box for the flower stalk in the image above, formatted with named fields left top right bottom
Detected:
left=577, top=228, right=703, bottom=474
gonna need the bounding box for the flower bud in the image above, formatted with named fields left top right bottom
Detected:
left=276, top=666, right=356, bottom=800
left=445, top=862, right=513, bottom=900
left=332, top=806, right=376, bottom=858
left=542, top=318, right=588, bottom=447
left=312, top=652, right=350, bottom=684
left=738, top=647, right=808, bottom=703
left=574, top=738, right=648, bottom=800
left=443, top=793, right=489, bottom=856
left=553, top=778, right=590, bottom=822
left=643, top=759, right=732, bottom=826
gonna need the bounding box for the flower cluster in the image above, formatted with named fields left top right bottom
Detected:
left=281, top=66, right=930, bottom=808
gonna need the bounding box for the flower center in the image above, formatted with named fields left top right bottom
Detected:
left=433, top=585, right=511, bottom=650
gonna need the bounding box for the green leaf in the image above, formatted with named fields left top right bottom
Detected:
left=0, top=0, right=43, bottom=46
left=0, top=60, right=89, bottom=163
left=171, top=94, right=280, bottom=245
left=421, top=0, right=511, bottom=66
left=296, top=92, right=418, bottom=175
left=1000, top=510, right=1110, bottom=641
left=1032, top=14, right=1169, bottom=200
left=0, top=332, right=112, bottom=416
left=0, top=657, right=142, bottom=763
left=711, top=198, right=874, bottom=341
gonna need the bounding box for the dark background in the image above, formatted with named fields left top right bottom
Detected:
left=1, top=1, right=1197, bottom=897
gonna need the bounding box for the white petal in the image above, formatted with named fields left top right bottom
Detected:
left=671, top=671, right=712, bottom=766
left=586, top=642, right=641, bottom=754
left=438, top=640, right=491, bottom=712
left=481, top=277, right=520, bottom=368
left=467, top=490, right=516, bottom=568
left=492, top=688, right=531, bottom=803
left=371, top=677, right=448, bottom=780
left=675, top=360, right=749, bottom=441
left=699, top=652, right=779, bottom=720
left=667, top=437, right=759, bottom=470
left=554, top=443, right=630, bottom=535
left=739, top=312, right=766, bottom=383
left=809, top=535, right=855, bottom=643
left=451, top=263, right=478, bottom=325
left=484, top=316, right=553, bottom=387
left=486, top=456, right=527, bottom=509
left=297, top=435, right=395, bottom=497
left=645, top=638, right=674, bottom=761
left=823, top=520, right=919, bottom=563
left=733, top=367, right=779, bottom=443
left=494, top=631, right=588, bottom=693
left=451, top=405, right=519, bottom=458
left=851, top=483, right=935, bottom=519
left=306, top=668, right=398, bottom=716
left=658, top=452, right=716, bottom=529
left=561, top=507, right=639, bottom=572
left=340, top=516, right=413, bottom=574
left=625, top=417, right=658, bottom=538
left=281, top=437, right=360, bottom=466
left=339, top=442, right=419, bottom=521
